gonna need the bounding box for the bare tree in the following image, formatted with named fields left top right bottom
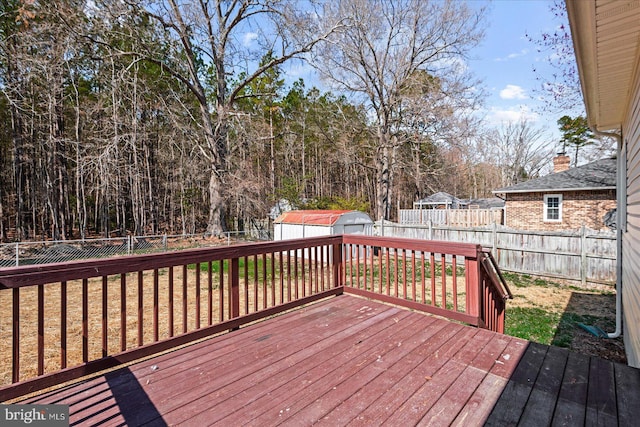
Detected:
left=527, top=0, right=583, bottom=114
left=0, top=1, right=79, bottom=240
left=483, top=120, right=553, bottom=188
left=93, top=0, right=343, bottom=235
left=315, top=0, right=486, bottom=220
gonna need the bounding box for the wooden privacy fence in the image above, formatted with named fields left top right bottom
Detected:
left=0, top=235, right=510, bottom=401
left=375, top=223, right=616, bottom=286
left=399, top=209, right=504, bottom=227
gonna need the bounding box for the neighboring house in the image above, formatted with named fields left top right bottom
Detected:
left=567, top=0, right=640, bottom=367
left=493, top=156, right=616, bottom=231
left=413, top=192, right=467, bottom=209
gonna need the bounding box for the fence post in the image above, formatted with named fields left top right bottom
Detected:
left=163, top=234, right=167, bottom=251
left=428, top=220, right=433, bottom=240
left=492, top=222, right=497, bottom=254
left=581, top=225, right=587, bottom=287
left=15, top=242, right=19, bottom=266
left=127, top=236, right=132, bottom=255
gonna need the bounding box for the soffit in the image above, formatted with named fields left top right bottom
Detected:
left=567, top=0, right=640, bottom=131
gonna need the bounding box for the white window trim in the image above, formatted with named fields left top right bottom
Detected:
left=543, top=194, right=563, bottom=222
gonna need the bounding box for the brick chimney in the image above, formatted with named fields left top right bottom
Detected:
left=553, top=154, right=571, bottom=173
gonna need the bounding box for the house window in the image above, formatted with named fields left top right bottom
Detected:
left=544, top=194, right=562, bottom=222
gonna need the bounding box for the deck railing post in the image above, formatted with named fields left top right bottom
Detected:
left=230, top=257, right=240, bottom=320
left=333, top=241, right=344, bottom=290
left=464, top=247, right=481, bottom=324
left=496, top=299, right=505, bottom=334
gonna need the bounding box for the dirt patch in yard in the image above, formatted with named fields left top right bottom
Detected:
left=504, top=273, right=626, bottom=364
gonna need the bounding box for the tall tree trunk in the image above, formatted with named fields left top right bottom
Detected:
left=10, top=107, right=26, bottom=240
left=204, top=101, right=226, bottom=236
left=69, top=75, right=86, bottom=238
left=376, top=138, right=392, bottom=221
left=269, top=108, right=276, bottom=194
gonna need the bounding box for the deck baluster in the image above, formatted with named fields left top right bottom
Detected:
left=62, top=280, right=68, bottom=367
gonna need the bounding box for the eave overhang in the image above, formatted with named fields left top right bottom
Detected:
left=566, top=0, right=640, bottom=131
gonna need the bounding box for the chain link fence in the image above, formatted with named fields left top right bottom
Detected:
left=0, top=231, right=268, bottom=268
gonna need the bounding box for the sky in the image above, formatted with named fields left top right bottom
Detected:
left=279, top=0, right=576, bottom=145
left=470, top=0, right=577, bottom=141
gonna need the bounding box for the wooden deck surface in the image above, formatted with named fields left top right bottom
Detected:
left=19, top=294, right=640, bottom=426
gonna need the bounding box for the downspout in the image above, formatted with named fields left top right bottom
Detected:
left=591, top=127, right=624, bottom=339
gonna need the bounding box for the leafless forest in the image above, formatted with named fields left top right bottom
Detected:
left=0, top=0, right=557, bottom=242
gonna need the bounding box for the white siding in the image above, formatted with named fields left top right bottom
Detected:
left=623, top=63, right=640, bottom=367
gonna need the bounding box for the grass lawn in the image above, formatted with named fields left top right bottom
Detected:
left=503, top=272, right=625, bottom=363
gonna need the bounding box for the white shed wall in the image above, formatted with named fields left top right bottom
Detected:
left=274, top=212, right=373, bottom=241
left=273, top=211, right=373, bottom=261
left=274, top=223, right=332, bottom=241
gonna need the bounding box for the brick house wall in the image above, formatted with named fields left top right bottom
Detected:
left=505, top=189, right=616, bottom=231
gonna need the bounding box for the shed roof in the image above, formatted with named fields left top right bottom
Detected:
left=493, top=157, right=616, bottom=194
left=274, top=210, right=357, bottom=226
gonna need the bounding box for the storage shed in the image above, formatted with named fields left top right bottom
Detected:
left=274, top=210, right=373, bottom=240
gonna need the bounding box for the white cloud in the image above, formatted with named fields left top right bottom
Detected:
left=486, top=105, right=539, bottom=125
left=499, top=84, right=528, bottom=100
left=495, top=49, right=528, bottom=62
left=242, top=32, right=258, bottom=47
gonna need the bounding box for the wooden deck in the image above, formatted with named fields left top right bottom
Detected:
left=17, top=294, right=640, bottom=426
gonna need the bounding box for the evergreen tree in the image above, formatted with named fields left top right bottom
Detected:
left=557, top=115, right=594, bottom=166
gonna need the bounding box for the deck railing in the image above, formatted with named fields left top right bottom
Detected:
left=338, top=235, right=512, bottom=332
left=0, top=235, right=510, bottom=401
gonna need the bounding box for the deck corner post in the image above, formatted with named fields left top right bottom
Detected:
left=465, top=247, right=481, bottom=322
left=497, top=305, right=506, bottom=334
left=333, top=240, right=344, bottom=291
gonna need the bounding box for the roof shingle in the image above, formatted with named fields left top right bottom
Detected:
left=493, top=157, right=616, bottom=194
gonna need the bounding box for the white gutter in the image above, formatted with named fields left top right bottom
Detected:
left=492, top=185, right=616, bottom=195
